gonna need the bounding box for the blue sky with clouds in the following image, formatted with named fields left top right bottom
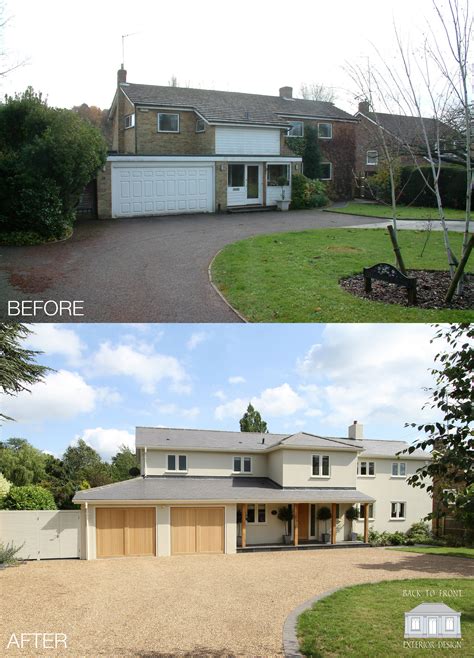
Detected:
left=0, top=323, right=442, bottom=460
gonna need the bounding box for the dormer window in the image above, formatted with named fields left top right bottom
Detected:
left=158, top=113, right=180, bottom=133
left=318, top=122, right=332, bottom=139
left=288, top=121, right=304, bottom=137
left=124, top=113, right=135, bottom=129
left=167, top=454, right=187, bottom=472
left=233, top=456, right=252, bottom=473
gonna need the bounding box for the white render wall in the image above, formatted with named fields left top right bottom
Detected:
left=267, top=449, right=284, bottom=485
left=0, top=511, right=80, bottom=560
left=281, top=449, right=358, bottom=488
left=146, top=449, right=268, bottom=477
left=354, top=458, right=432, bottom=533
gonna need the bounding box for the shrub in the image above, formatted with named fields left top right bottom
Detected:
left=0, top=541, right=24, bottom=566
left=368, top=160, right=401, bottom=203
left=291, top=173, right=328, bottom=209
left=405, top=521, right=432, bottom=545
left=388, top=531, right=406, bottom=546
left=0, top=88, right=107, bottom=241
left=0, top=472, right=12, bottom=504
left=3, top=485, right=57, bottom=510
left=397, top=165, right=465, bottom=209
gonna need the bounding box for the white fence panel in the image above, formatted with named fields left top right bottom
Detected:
left=0, top=511, right=81, bottom=560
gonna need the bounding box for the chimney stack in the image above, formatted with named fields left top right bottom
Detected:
left=279, top=86, right=293, bottom=99
left=348, top=420, right=364, bottom=439
left=358, top=100, right=370, bottom=114
left=117, top=66, right=127, bottom=85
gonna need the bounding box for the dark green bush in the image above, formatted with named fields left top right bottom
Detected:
left=0, top=88, right=107, bottom=241
left=291, top=173, right=328, bottom=209
left=3, top=485, right=57, bottom=510
left=398, top=165, right=465, bottom=209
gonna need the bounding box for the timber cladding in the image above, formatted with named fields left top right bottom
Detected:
left=171, top=507, right=225, bottom=555
left=96, top=507, right=156, bottom=558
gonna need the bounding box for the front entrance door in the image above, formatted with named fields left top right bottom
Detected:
left=298, top=504, right=309, bottom=540
left=427, top=618, right=438, bottom=636
left=227, top=164, right=262, bottom=206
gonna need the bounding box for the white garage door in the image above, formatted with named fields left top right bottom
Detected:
left=112, top=164, right=214, bottom=218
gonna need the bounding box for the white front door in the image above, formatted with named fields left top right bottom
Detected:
left=427, top=618, right=438, bottom=636
left=227, top=164, right=262, bottom=206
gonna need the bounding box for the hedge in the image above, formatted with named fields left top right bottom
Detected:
left=398, top=165, right=466, bottom=209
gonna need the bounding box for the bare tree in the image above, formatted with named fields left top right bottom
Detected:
left=300, top=83, right=336, bottom=103
left=168, top=74, right=178, bottom=87
left=0, top=1, right=26, bottom=78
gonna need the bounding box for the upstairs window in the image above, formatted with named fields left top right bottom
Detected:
left=312, top=454, right=330, bottom=477
left=124, top=113, right=135, bottom=129
left=391, top=501, right=406, bottom=519
left=233, top=456, right=252, bottom=473
left=158, top=113, right=180, bottom=132
left=167, top=454, right=187, bottom=472
left=366, top=150, right=378, bottom=165
left=195, top=118, right=205, bottom=133
left=358, top=461, right=375, bottom=476
left=288, top=121, right=304, bottom=137
left=318, top=122, right=332, bottom=139
left=392, top=462, right=406, bottom=477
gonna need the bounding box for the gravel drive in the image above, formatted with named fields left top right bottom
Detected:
left=1, top=548, right=471, bottom=657
left=0, top=210, right=382, bottom=323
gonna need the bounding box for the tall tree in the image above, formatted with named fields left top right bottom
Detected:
left=0, top=438, right=47, bottom=485
left=302, top=125, right=322, bottom=180
left=111, top=445, right=140, bottom=481
left=300, top=83, right=336, bottom=103
left=402, top=323, right=473, bottom=521
left=239, top=403, right=268, bottom=433
left=0, top=323, right=51, bottom=422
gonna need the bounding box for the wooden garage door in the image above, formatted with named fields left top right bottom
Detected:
left=171, top=507, right=224, bottom=555
left=96, top=508, right=155, bottom=558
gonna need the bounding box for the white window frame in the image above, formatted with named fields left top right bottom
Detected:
left=357, top=461, right=375, bottom=477
left=411, top=617, right=421, bottom=631
left=288, top=121, right=304, bottom=137
left=247, top=503, right=267, bottom=525
left=195, top=118, right=205, bottom=133
left=124, top=113, right=135, bottom=129
left=166, top=454, right=188, bottom=473
left=366, top=149, right=378, bottom=165
left=390, top=501, right=406, bottom=520
left=232, top=456, right=252, bottom=474
left=311, top=454, right=330, bottom=478
left=445, top=617, right=455, bottom=632
left=318, top=122, right=332, bottom=139
left=356, top=503, right=375, bottom=520
left=391, top=462, right=407, bottom=478
left=157, top=112, right=180, bottom=133
left=319, top=162, right=332, bottom=181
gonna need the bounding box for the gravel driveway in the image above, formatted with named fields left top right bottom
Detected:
left=1, top=548, right=471, bottom=657
left=0, top=210, right=381, bottom=322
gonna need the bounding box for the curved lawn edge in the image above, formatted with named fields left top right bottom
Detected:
left=323, top=207, right=462, bottom=221
left=208, top=248, right=249, bottom=322
left=0, top=226, right=74, bottom=247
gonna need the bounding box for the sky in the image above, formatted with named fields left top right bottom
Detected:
left=0, top=323, right=445, bottom=460
left=0, top=0, right=465, bottom=114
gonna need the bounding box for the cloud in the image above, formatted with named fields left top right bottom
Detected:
left=228, top=376, right=246, bottom=384
left=215, top=383, right=305, bottom=420
left=0, top=370, right=98, bottom=423
left=187, top=331, right=210, bottom=350
left=26, top=324, right=84, bottom=364
left=77, top=427, right=135, bottom=459
left=213, top=390, right=227, bottom=401
left=296, top=324, right=440, bottom=427
left=90, top=341, right=191, bottom=394
left=156, top=403, right=200, bottom=419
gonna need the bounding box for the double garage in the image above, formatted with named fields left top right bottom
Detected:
left=95, top=506, right=225, bottom=558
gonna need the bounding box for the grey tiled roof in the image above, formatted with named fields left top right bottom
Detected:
left=122, top=83, right=356, bottom=126
left=407, top=603, right=459, bottom=615
left=73, top=476, right=374, bottom=504
left=359, top=111, right=456, bottom=143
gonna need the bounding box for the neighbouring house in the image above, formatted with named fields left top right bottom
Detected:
left=404, top=603, right=462, bottom=639
left=354, top=100, right=460, bottom=196
left=73, top=421, right=431, bottom=559
left=96, top=68, right=357, bottom=218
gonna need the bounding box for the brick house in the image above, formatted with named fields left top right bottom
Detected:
left=96, top=68, right=357, bottom=218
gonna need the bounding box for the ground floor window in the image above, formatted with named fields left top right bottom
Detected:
left=247, top=503, right=266, bottom=524
left=228, top=164, right=245, bottom=187
left=391, top=502, right=406, bottom=519
left=320, top=162, right=332, bottom=180
left=267, top=164, right=290, bottom=186
left=358, top=503, right=375, bottom=520
left=411, top=617, right=421, bottom=631
left=445, top=617, right=455, bottom=631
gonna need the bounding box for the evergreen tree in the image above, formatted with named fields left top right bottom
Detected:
left=302, top=125, right=322, bottom=179
left=239, top=404, right=268, bottom=433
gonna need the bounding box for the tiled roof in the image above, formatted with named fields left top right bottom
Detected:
left=73, top=476, right=375, bottom=503
left=358, top=111, right=456, bottom=142
left=122, top=83, right=356, bottom=126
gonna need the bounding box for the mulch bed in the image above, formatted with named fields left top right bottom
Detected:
left=340, top=270, right=473, bottom=310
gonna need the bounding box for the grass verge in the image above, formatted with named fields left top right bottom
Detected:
left=297, top=578, right=473, bottom=657
left=211, top=228, right=473, bottom=322
left=325, top=202, right=465, bottom=220
left=388, top=546, right=474, bottom=560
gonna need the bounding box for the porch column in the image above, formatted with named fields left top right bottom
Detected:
left=293, top=504, right=299, bottom=546
left=241, top=504, right=247, bottom=548
left=331, top=503, right=337, bottom=544
left=364, top=503, right=369, bottom=543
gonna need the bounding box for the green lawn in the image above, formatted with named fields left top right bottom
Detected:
left=325, top=202, right=466, bottom=220
left=388, top=546, right=474, bottom=560
left=297, top=579, right=473, bottom=657
left=211, top=228, right=473, bottom=322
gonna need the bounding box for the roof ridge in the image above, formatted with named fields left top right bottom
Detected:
left=137, top=425, right=285, bottom=437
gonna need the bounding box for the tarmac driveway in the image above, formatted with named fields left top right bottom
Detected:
left=0, top=210, right=381, bottom=322
left=1, top=548, right=471, bottom=657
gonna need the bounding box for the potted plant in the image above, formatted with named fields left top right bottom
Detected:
left=275, top=175, right=290, bottom=211
left=345, top=506, right=359, bottom=541
left=236, top=509, right=242, bottom=546
left=317, top=506, right=332, bottom=543
left=277, top=505, right=293, bottom=544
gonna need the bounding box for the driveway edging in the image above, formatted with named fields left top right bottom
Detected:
left=208, top=248, right=248, bottom=323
